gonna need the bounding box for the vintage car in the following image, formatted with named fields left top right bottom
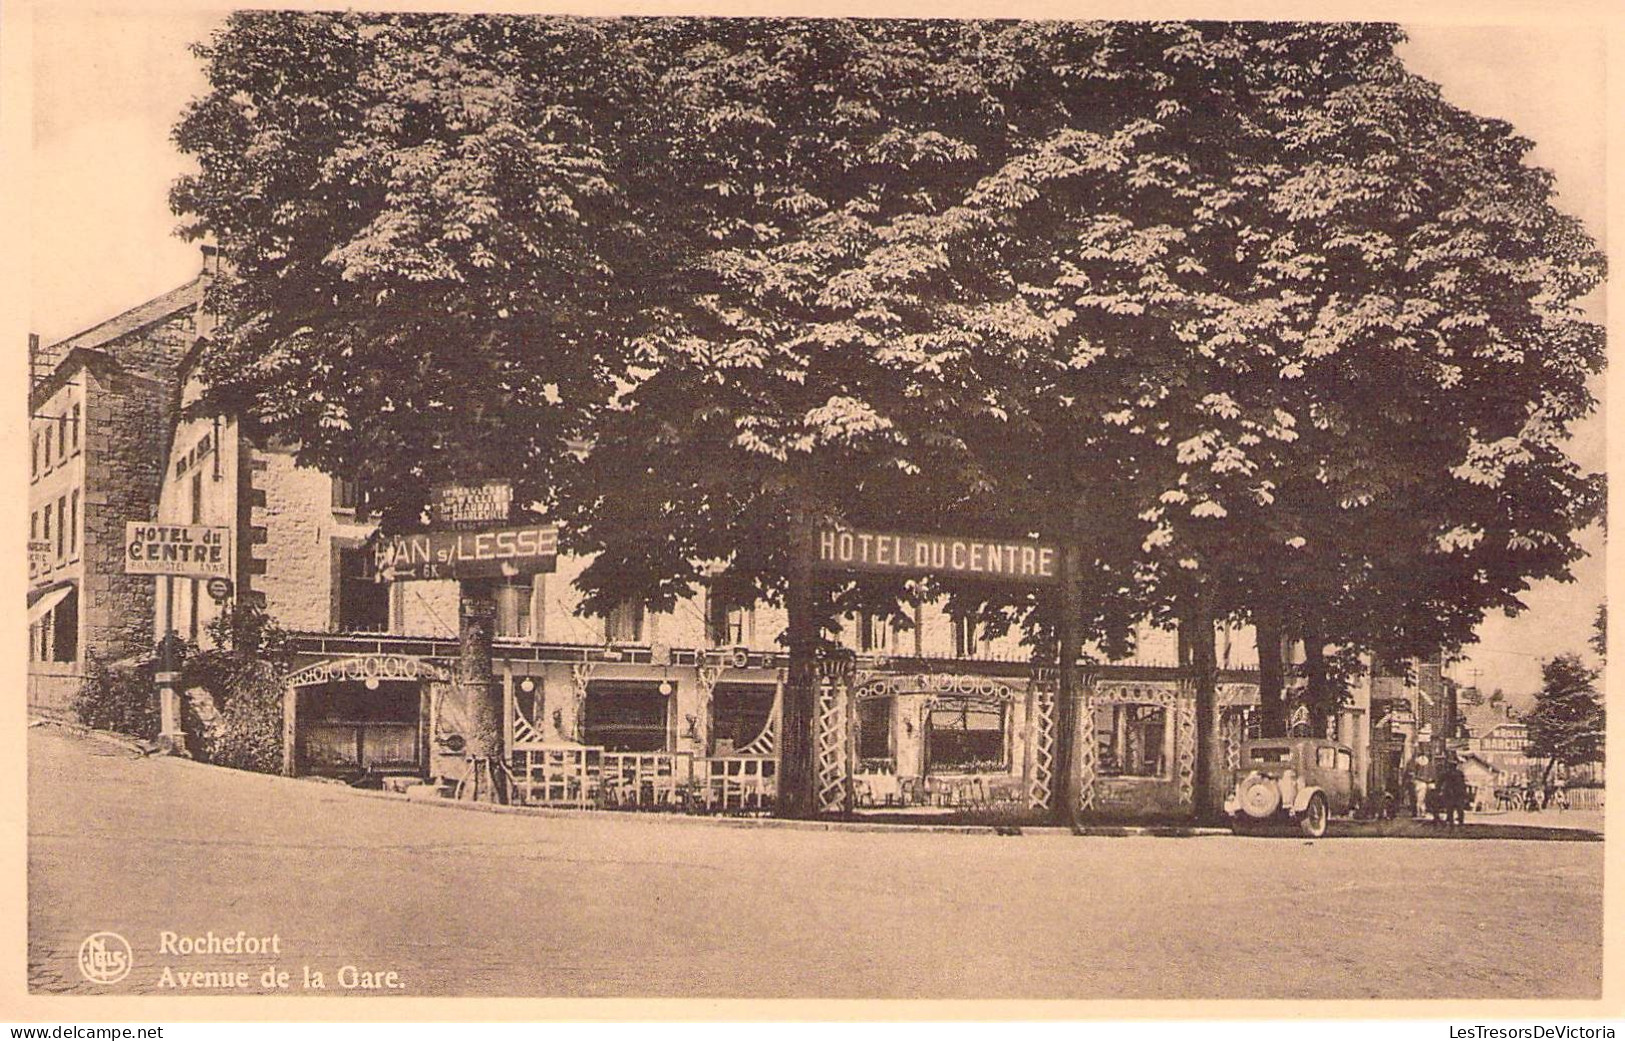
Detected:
left=1224, top=737, right=1356, bottom=837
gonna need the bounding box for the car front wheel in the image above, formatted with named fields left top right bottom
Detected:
left=1299, top=792, right=1329, bottom=838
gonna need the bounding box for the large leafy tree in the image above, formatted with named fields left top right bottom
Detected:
left=172, top=13, right=653, bottom=523
left=172, top=15, right=1605, bottom=813
left=1525, top=653, right=1604, bottom=782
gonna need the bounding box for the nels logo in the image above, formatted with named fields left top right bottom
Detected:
left=77, top=932, right=132, bottom=985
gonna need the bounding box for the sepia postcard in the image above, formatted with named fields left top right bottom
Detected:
left=4, top=0, right=1620, bottom=1025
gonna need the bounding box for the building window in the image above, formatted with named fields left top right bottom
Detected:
left=857, top=697, right=894, bottom=769
left=190, top=472, right=204, bottom=525
left=33, top=589, right=78, bottom=663
left=1093, top=703, right=1170, bottom=779
left=332, top=477, right=363, bottom=512
left=858, top=612, right=893, bottom=654
left=952, top=615, right=979, bottom=658
left=71, top=404, right=80, bottom=452
left=495, top=582, right=533, bottom=639
left=42, top=504, right=52, bottom=554
left=30, top=511, right=38, bottom=539
left=31, top=432, right=39, bottom=479
left=926, top=696, right=1007, bottom=773
left=707, top=595, right=752, bottom=646
left=55, top=496, right=66, bottom=559
left=582, top=682, right=669, bottom=752
left=42, top=426, right=51, bottom=470
left=336, top=547, right=389, bottom=632
left=603, top=600, right=645, bottom=644
left=57, top=413, right=67, bottom=457
left=68, top=491, right=78, bottom=557
left=709, top=684, right=775, bottom=756
left=529, top=576, right=546, bottom=642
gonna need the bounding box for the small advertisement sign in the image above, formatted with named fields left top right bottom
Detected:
left=809, top=525, right=1059, bottom=585
left=125, top=523, right=231, bottom=577
left=430, top=481, right=514, bottom=530
left=374, top=524, right=558, bottom=582
left=29, top=540, right=52, bottom=583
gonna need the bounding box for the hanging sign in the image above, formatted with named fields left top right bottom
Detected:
left=430, top=481, right=514, bottom=530
left=808, top=525, right=1058, bottom=585
left=125, top=523, right=231, bottom=577
left=374, top=524, right=558, bottom=582
left=205, top=577, right=235, bottom=602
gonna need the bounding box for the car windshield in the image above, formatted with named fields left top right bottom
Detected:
left=1249, top=746, right=1292, bottom=763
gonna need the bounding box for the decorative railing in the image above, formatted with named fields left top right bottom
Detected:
left=507, top=744, right=776, bottom=813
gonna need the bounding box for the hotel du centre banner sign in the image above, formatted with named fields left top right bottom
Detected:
left=124, top=523, right=232, bottom=577
left=809, top=525, right=1059, bottom=585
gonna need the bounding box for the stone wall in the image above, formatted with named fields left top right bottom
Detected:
left=78, top=366, right=172, bottom=667
left=250, top=447, right=375, bottom=633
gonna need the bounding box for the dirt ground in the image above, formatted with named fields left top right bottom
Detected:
left=28, top=726, right=1604, bottom=1000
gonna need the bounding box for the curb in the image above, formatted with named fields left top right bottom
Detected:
left=31, top=717, right=1230, bottom=837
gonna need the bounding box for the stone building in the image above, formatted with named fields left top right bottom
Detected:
left=154, top=374, right=1269, bottom=819
left=26, top=257, right=213, bottom=718
left=137, top=276, right=1395, bottom=820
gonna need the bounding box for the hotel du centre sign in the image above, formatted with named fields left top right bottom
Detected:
left=810, top=525, right=1059, bottom=585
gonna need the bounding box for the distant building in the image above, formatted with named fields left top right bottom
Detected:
left=1462, top=702, right=1539, bottom=787
left=26, top=256, right=214, bottom=718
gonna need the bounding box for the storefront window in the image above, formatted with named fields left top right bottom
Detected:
left=926, top=696, right=1006, bottom=773
left=1094, top=703, right=1168, bottom=778
left=709, top=684, right=774, bottom=756
left=857, top=697, right=894, bottom=770
left=583, top=682, right=668, bottom=752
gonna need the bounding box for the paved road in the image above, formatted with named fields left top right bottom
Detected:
left=29, top=726, right=1603, bottom=1000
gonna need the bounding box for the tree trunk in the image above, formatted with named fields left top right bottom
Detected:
left=1255, top=601, right=1287, bottom=738
left=1188, top=594, right=1220, bottom=820
left=458, top=577, right=504, bottom=802
left=1052, top=544, right=1085, bottom=827
left=778, top=521, right=818, bottom=818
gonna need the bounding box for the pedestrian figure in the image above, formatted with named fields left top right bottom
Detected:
left=1553, top=775, right=1568, bottom=811
left=1525, top=778, right=1541, bottom=812
left=1411, top=757, right=1431, bottom=821
left=1438, top=756, right=1468, bottom=827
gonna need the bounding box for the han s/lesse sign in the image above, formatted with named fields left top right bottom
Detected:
left=810, top=526, right=1058, bottom=585
left=374, top=525, right=559, bottom=582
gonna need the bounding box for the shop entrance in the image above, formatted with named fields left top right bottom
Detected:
left=281, top=655, right=454, bottom=778
left=298, top=680, right=424, bottom=775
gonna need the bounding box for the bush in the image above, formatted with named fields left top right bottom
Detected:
left=74, top=655, right=161, bottom=740
left=181, top=603, right=293, bottom=774
left=196, top=660, right=285, bottom=773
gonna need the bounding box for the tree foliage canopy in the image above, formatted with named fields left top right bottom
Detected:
left=1525, top=652, right=1604, bottom=771
left=173, top=16, right=1605, bottom=658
